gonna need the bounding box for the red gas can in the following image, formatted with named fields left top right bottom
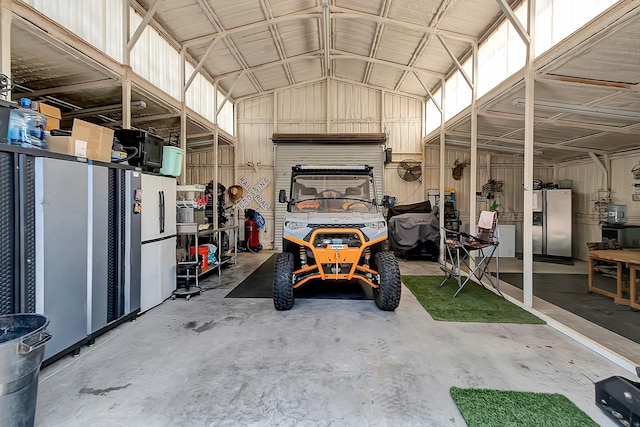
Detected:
left=245, top=218, right=260, bottom=251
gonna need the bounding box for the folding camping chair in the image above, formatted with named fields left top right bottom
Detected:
left=439, top=210, right=504, bottom=298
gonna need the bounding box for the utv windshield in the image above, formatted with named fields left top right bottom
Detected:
left=290, top=173, right=377, bottom=213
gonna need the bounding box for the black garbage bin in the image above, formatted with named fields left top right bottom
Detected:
left=0, top=314, right=51, bottom=427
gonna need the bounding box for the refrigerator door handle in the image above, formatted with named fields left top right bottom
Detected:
left=159, top=190, right=165, bottom=234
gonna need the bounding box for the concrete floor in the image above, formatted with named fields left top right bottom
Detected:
left=35, top=251, right=635, bottom=426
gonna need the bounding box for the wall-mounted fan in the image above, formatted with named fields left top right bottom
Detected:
left=397, top=159, right=422, bottom=183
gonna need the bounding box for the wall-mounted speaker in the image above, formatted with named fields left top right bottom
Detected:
left=384, top=148, right=392, bottom=164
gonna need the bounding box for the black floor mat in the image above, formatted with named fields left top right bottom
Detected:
left=225, top=254, right=371, bottom=300
left=498, top=273, right=639, bottom=344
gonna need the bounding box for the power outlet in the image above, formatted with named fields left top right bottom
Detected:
left=633, top=193, right=640, bottom=202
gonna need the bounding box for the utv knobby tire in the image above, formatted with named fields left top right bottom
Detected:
left=373, top=252, right=401, bottom=311
left=273, top=252, right=295, bottom=310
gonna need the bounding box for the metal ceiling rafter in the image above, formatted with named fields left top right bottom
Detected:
left=362, top=0, right=392, bottom=84
left=414, top=72, right=442, bottom=111
left=446, top=130, right=608, bottom=155
left=332, top=50, right=445, bottom=79
left=182, top=9, right=320, bottom=48
left=259, top=0, right=295, bottom=86
left=394, top=0, right=455, bottom=92
left=216, top=72, right=245, bottom=116
left=213, top=53, right=321, bottom=83
left=184, top=36, right=220, bottom=91
left=12, top=78, right=119, bottom=98
left=322, top=0, right=331, bottom=75
left=480, top=110, right=640, bottom=136
left=195, top=0, right=263, bottom=93
left=535, top=74, right=639, bottom=92
left=330, top=7, right=476, bottom=44
left=331, top=75, right=425, bottom=100
left=436, top=33, right=473, bottom=89
left=495, top=0, right=530, bottom=44
left=127, top=0, right=163, bottom=52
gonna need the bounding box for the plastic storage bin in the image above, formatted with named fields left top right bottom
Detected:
left=160, top=146, right=184, bottom=177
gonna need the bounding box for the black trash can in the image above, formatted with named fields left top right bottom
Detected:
left=0, top=314, right=51, bottom=427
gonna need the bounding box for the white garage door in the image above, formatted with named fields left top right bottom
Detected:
left=273, top=134, right=386, bottom=250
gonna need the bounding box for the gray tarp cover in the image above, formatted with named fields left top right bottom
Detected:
left=388, top=212, right=440, bottom=256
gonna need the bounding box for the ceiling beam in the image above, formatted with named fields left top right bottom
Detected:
left=332, top=50, right=445, bottom=79
left=536, top=73, right=639, bottom=92
left=13, top=78, right=119, bottom=98
left=394, top=0, right=455, bottom=91
left=362, top=0, right=392, bottom=85
left=446, top=130, right=609, bottom=155
left=260, top=0, right=295, bottom=86
left=196, top=0, right=263, bottom=93
left=214, top=53, right=321, bottom=82
left=480, top=110, right=640, bottom=136
left=331, top=7, right=476, bottom=44
left=182, top=10, right=320, bottom=47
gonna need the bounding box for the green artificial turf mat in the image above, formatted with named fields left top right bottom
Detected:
left=402, top=276, right=545, bottom=324
left=450, top=387, right=597, bottom=427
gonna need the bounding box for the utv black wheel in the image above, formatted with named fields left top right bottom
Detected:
left=273, top=252, right=295, bottom=310
left=373, top=251, right=401, bottom=311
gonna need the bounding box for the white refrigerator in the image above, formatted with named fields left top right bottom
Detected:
left=140, top=174, right=177, bottom=312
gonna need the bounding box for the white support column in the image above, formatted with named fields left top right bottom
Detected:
left=522, top=0, right=536, bottom=308
left=439, top=79, right=446, bottom=262
left=0, top=0, right=12, bottom=95
left=469, top=42, right=478, bottom=241
left=180, top=47, right=187, bottom=184
left=121, top=67, right=132, bottom=129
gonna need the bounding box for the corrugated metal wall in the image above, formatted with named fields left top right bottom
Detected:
left=186, top=147, right=235, bottom=188
left=22, top=0, right=124, bottom=62
left=559, top=152, right=640, bottom=260
left=129, top=9, right=181, bottom=101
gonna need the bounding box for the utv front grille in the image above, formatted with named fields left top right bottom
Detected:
left=304, top=227, right=369, bottom=243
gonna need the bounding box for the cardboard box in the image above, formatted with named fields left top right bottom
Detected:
left=35, top=102, right=62, bottom=131
left=46, top=119, right=113, bottom=163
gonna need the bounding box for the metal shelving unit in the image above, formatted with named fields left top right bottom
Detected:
left=197, top=224, right=239, bottom=278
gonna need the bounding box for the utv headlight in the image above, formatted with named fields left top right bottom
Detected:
left=285, top=220, right=308, bottom=230
left=363, top=221, right=386, bottom=231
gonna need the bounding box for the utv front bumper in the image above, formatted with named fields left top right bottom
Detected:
left=284, top=227, right=387, bottom=288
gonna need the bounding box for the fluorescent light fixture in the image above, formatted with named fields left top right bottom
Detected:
left=322, top=0, right=330, bottom=73
left=512, top=98, right=640, bottom=120
left=65, top=100, right=147, bottom=119
left=446, top=139, right=543, bottom=156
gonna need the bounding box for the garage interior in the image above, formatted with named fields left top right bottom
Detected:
left=1, top=0, right=640, bottom=425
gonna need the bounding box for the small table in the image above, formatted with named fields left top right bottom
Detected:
left=588, top=249, right=640, bottom=305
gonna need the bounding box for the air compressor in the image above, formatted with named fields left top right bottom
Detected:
left=244, top=209, right=261, bottom=252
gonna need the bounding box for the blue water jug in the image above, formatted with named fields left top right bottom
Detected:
left=19, top=98, right=47, bottom=149
left=8, top=108, right=27, bottom=146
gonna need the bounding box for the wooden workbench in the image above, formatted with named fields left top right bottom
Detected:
left=588, top=249, right=640, bottom=306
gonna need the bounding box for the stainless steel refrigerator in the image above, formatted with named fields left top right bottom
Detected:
left=532, top=189, right=572, bottom=258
